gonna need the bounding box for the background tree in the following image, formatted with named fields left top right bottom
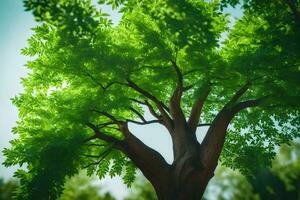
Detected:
left=59, top=170, right=116, bottom=200
left=125, top=174, right=157, bottom=200
left=0, top=178, right=18, bottom=200
left=0, top=172, right=116, bottom=200
left=250, top=142, right=300, bottom=200
left=203, top=166, right=258, bottom=200
left=3, top=0, right=300, bottom=199
left=205, top=141, right=300, bottom=200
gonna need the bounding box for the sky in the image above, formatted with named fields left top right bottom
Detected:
left=0, top=1, right=242, bottom=199
left=0, top=0, right=35, bottom=179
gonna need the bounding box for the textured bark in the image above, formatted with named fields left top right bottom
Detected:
left=147, top=127, right=214, bottom=200
left=117, top=121, right=213, bottom=200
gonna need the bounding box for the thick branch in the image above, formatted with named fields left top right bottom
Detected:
left=231, top=98, right=264, bottom=114
left=171, top=60, right=183, bottom=85
left=169, top=60, right=186, bottom=126
left=200, top=108, right=232, bottom=171
left=199, top=82, right=257, bottom=171
left=227, top=81, right=251, bottom=106
left=119, top=123, right=170, bottom=184
left=87, top=120, right=169, bottom=179
left=188, top=84, right=211, bottom=133
left=200, top=96, right=268, bottom=171
left=86, top=99, right=171, bottom=187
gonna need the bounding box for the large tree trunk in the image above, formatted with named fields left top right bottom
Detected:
left=139, top=127, right=216, bottom=200
left=152, top=169, right=212, bottom=200
left=149, top=150, right=214, bottom=199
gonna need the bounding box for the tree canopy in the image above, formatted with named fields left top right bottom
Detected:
left=3, top=0, right=300, bottom=199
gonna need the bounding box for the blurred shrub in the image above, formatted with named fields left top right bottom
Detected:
left=0, top=178, right=18, bottom=200
left=125, top=174, right=157, bottom=200
left=59, top=170, right=115, bottom=200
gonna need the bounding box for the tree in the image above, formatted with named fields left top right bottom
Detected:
left=0, top=178, right=18, bottom=200
left=250, top=142, right=300, bottom=200
left=203, top=166, right=258, bottom=200
left=3, top=0, right=300, bottom=199
left=59, top=170, right=116, bottom=200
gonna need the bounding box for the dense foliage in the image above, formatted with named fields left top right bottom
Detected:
left=3, top=0, right=300, bottom=199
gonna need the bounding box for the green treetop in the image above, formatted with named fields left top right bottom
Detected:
left=3, top=0, right=300, bottom=199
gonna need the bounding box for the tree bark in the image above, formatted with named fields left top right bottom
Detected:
left=146, top=127, right=214, bottom=200
left=117, top=121, right=214, bottom=200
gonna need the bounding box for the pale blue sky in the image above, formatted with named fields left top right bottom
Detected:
left=0, top=1, right=242, bottom=199
left=0, top=0, right=35, bottom=179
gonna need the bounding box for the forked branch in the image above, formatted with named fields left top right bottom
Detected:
left=226, top=81, right=251, bottom=106
left=130, top=107, right=147, bottom=122
left=200, top=93, right=270, bottom=171
left=126, top=79, right=173, bottom=131
left=129, top=98, right=162, bottom=121
left=86, top=122, right=123, bottom=146
left=126, top=79, right=169, bottom=112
